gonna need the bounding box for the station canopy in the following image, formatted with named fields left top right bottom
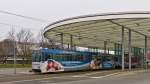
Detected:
left=44, top=12, right=150, bottom=50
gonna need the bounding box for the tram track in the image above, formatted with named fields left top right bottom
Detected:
left=0, top=69, right=149, bottom=83
left=0, top=69, right=119, bottom=82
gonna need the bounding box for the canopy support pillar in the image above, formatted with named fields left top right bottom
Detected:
left=121, top=27, right=125, bottom=71
left=70, top=35, right=73, bottom=50
left=128, top=29, right=132, bottom=70
left=144, top=35, right=147, bottom=68
left=104, top=41, right=107, bottom=54
left=60, top=33, right=63, bottom=49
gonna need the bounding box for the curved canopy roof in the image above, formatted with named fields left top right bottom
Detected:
left=44, top=12, right=150, bottom=50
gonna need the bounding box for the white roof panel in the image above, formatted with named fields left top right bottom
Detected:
left=44, top=12, right=150, bottom=49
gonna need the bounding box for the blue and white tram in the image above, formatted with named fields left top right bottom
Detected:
left=32, top=48, right=113, bottom=73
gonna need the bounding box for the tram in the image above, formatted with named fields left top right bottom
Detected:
left=32, top=48, right=114, bottom=73
left=114, top=53, right=139, bottom=68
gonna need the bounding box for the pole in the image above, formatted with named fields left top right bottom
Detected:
left=128, top=29, right=132, bottom=70
left=41, top=33, right=44, bottom=47
left=108, top=48, right=110, bottom=54
left=70, top=35, right=73, bottom=50
left=13, top=39, right=16, bottom=74
left=60, top=33, right=63, bottom=49
left=103, top=41, right=107, bottom=63
left=104, top=41, right=107, bottom=54
left=144, top=35, right=147, bottom=68
left=68, top=43, right=69, bottom=50
left=74, top=44, right=76, bottom=51
left=121, top=27, right=125, bottom=71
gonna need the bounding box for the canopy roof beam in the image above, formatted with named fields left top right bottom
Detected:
left=108, top=19, right=150, bottom=38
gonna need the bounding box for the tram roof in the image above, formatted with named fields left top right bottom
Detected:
left=44, top=12, right=150, bottom=50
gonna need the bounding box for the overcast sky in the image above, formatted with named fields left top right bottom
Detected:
left=0, top=0, right=150, bottom=40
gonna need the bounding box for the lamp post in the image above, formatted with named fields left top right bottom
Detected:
left=13, top=37, right=16, bottom=74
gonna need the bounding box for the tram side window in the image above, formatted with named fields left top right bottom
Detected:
left=78, top=55, right=83, bottom=61
left=64, top=54, right=69, bottom=61
left=45, top=54, right=63, bottom=61
left=72, top=54, right=76, bottom=61
left=103, top=57, right=111, bottom=61
left=32, top=51, right=41, bottom=62
left=73, top=54, right=83, bottom=61
left=41, top=52, right=45, bottom=61
left=114, top=57, right=118, bottom=62
left=72, top=54, right=77, bottom=61
left=45, top=53, right=53, bottom=61
left=60, top=54, right=64, bottom=61
left=43, top=53, right=86, bottom=61
left=63, top=54, right=72, bottom=61
left=53, top=54, right=62, bottom=61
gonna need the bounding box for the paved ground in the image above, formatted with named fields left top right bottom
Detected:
left=0, top=68, right=150, bottom=84
left=0, top=68, right=32, bottom=75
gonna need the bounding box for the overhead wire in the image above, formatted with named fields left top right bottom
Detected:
left=0, top=10, right=48, bottom=23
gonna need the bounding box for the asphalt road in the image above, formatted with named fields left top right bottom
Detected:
left=0, top=69, right=150, bottom=84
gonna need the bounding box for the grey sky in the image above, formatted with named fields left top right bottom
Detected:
left=0, top=0, right=150, bottom=40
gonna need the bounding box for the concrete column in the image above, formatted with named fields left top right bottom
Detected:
left=108, top=48, right=110, bottom=54
left=68, top=43, right=69, bottom=49
left=104, top=41, right=107, bottom=54
left=128, top=29, right=132, bottom=70
left=144, top=35, right=147, bottom=68
left=60, top=33, right=63, bottom=49
left=70, top=35, right=73, bottom=50
left=74, top=44, right=76, bottom=51
left=121, top=27, right=125, bottom=71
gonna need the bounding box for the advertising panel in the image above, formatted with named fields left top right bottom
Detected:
left=40, top=59, right=64, bottom=73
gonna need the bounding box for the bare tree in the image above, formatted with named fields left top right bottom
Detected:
left=7, top=28, right=16, bottom=40
left=0, top=41, right=9, bottom=64
left=0, top=28, right=16, bottom=64
left=0, top=42, right=7, bottom=64
left=37, top=29, right=54, bottom=48
left=16, top=29, right=34, bottom=65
